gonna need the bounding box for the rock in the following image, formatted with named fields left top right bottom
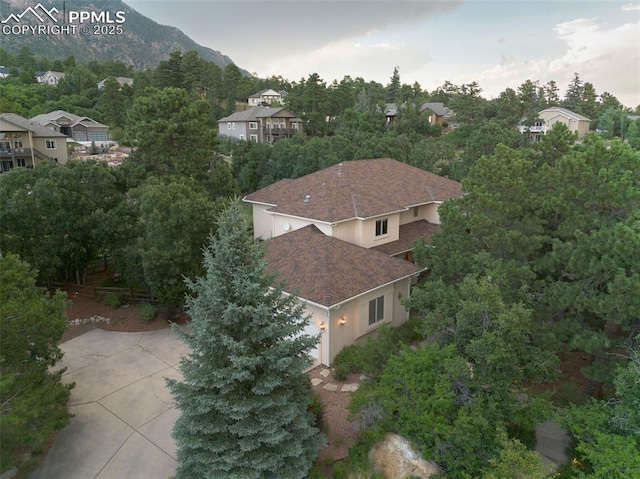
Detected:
left=369, top=432, right=439, bottom=479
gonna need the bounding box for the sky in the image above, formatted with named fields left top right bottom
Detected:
left=124, top=0, right=640, bottom=108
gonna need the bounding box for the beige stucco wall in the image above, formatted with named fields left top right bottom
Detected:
left=32, top=137, right=68, bottom=163
left=332, top=220, right=355, bottom=243
left=359, top=214, right=400, bottom=249
left=423, top=203, right=440, bottom=224
left=272, top=214, right=331, bottom=237
left=576, top=120, right=590, bottom=138
left=300, top=302, right=327, bottom=366
left=252, top=204, right=273, bottom=239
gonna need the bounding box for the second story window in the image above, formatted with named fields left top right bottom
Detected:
left=227, top=122, right=232, bottom=129
left=375, top=218, right=388, bottom=237
left=249, top=122, right=258, bottom=130
left=45, top=140, right=56, bottom=150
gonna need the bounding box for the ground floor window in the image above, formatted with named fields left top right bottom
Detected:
left=368, top=296, right=384, bottom=325
left=16, top=158, right=26, bottom=167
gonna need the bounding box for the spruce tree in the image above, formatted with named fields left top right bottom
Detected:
left=167, top=202, right=324, bottom=479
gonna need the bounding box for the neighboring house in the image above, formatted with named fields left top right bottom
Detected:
left=97, top=76, right=134, bottom=90
left=419, top=102, right=454, bottom=126
left=244, top=158, right=463, bottom=365
left=30, top=110, right=109, bottom=143
left=0, top=112, right=68, bottom=172
left=385, top=102, right=454, bottom=126
left=37, top=70, right=65, bottom=86
left=218, top=106, right=303, bottom=144
left=519, top=107, right=591, bottom=140
left=0, top=66, right=11, bottom=79
left=248, top=89, right=286, bottom=106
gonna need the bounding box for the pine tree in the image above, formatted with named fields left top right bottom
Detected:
left=167, top=202, right=325, bottom=479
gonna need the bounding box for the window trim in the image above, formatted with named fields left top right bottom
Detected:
left=368, top=296, right=384, bottom=326
left=45, top=140, right=57, bottom=150
left=249, top=122, right=258, bottom=130
left=375, top=218, right=388, bottom=237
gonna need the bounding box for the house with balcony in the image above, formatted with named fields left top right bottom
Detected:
left=30, top=110, right=110, bottom=144
left=244, top=158, right=463, bottom=365
left=385, top=102, right=454, bottom=126
left=218, top=106, right=303, bottom=144
left=519, top=107, right=591, bottom=140
left=248, top=89, right=287, bottom=106
left=0, top=113, right=68, bottom=172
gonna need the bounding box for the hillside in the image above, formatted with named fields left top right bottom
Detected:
left=0, top=0, right=246, bottom=72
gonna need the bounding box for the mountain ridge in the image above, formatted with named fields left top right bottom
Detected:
left=0, top=0, right=249, bottom=73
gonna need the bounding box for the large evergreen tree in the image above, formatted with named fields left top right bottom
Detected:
left=167, top=202, right=324, bottom=479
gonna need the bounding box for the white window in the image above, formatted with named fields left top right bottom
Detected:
left=45, top=140, right=56, bottom=150
left=16, top=158, right=26, bottom=167
left=14, top=141, right=23, bottom=150
left=249, top=122, right=258, bottom=130
left=239, top=134, right=245, bottom=140
left=291, top=123, right=298, bottom=130
left=250, top=134, right=258, bottom=142
left=227, top=122, right=232, bottom=129
left=12, top=133, right=22, bottom=138
left=375, top=218, right=388, bottom=237
left=232, top=122, right=235, bottom=129
left=368, top=296, right=384, bottom=325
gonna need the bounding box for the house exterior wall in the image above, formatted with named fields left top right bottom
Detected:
left=32, top=137, right=68, bottom=163
left=252, top=204, right=273, bottom=239
left=219, top=121, right=250, bottom=141
left=332, top=220, right=356, bottom=244
left=576, top=120, right=590, bottom=137
left=272, top=214, right=331, bottom=237
left=359, top=213, right=400, bottom=249
left=300, top=302, right=325, bottom=366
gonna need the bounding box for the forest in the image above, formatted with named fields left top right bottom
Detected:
left=1, top=47, right=638, bottom=478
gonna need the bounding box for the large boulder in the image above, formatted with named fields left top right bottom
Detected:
left=369, top=432, right=440, bottom=479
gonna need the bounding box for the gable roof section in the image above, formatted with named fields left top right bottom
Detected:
left=266, top=225, right=422, bottom=307
left=420, top=102, right=453, bottom=117
left=30, top=110, right=108, bottom=128
left=245, top=158, right=463, bottom=222
left=0, top=113, right=67, bottom=138
left=539, top=107, right=590, bottom=122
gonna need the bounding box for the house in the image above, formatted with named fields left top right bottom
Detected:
left=0, top=66, right=11, bottom=79
left=0, top=113, right=68, bottom=172
left=97, top=76, right=134, bottom=90
left=30, top=110, right=109, bottom=144
left=385, top=102, right=454, bottom=126
left=37, top=70, right=65, bottom=86
left=244, top=158, right=463, bottom=365
left=248, top=89, right=286, bottom=106
left=419, top=102, right=454, bottom=126
left=519, top=107, right=591, bottom=140
left=218, top=106, right=303, bottom=144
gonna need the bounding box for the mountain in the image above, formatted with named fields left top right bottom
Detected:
left=0, top=0, right=245, bottom=72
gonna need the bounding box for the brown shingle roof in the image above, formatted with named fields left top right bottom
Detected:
left=371, top=220, right=440, bottom=256
left=265, top=225, right=422, bottom=307
left=245, top=158, right=463, bottom=223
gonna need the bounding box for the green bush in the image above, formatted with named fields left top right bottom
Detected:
left=103, top=293, right=121, bottom=308
left=308, top=391, right=326, bottom=431
left=138, top=302, right=157, bottom=323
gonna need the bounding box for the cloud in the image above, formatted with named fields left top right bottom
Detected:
left=622, top=3, right=640, bottom=11
left=462, top=16, right=640, bottom=107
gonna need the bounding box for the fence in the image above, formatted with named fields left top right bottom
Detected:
left=49, top=282, right=158, bottom=304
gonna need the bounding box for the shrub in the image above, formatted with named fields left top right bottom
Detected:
left=308, top=391, right=326, bottom=431
left=103, top=293, right=120, bottom=308
left=138, top=302, right=157, bottom=323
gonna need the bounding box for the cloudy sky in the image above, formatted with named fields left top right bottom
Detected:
left=125, top=0, right=640, bottom=107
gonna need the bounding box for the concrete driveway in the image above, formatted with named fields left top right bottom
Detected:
left=32, top=328, right=190, bottom=479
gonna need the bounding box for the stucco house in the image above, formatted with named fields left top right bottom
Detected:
left=244, top=158, right=463, bottom=365
left=30, top=110, right=110, bottom=144
left=37, top=70, right=65, bottom=86
left=0, top=112, right=68, bottom=172
left=218, top=106, right=303, bottom=144
left=248, top=89, right=287, bottom=106
left=519, top=107, right=591, bottom=140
